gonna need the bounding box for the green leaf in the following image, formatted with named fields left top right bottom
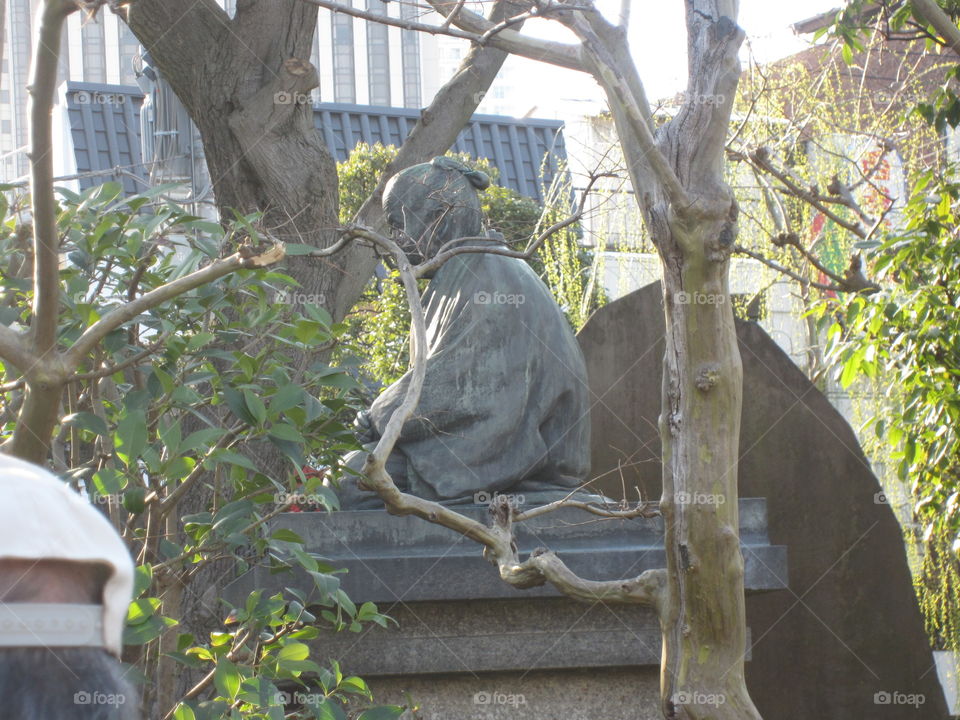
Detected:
left=172, top=704, right=196, bottom=720
left=268, top=435, right=305, bottom=465
left=224, top=387, right=256, bottom=425
left=356, top=707, right=405, bottom=720
left=115, top=409, right=148, bottom=465
left=92, top=467, right=126, bottom=496
left=214, top=658, right=242, bottom=700
left=123, top=614, right=176, bottom=645
left=317, top=372, right=361, bottom=391
left=123, top=486, right=147, bottom=514
left=244, top=390, right=268, bottom=425
left=313, top=699, right=348, bottom=720
left=181, top=427, right=229, bottom=454
left=214, top=449, right=258, bottom=471
left=276, top=642, right=310, bottom=665
left=186, top=331, right=216, bottom=351
left=270, top=384, right=305, bottom=414
left=271, top=528, right=304, bottom=543
left=268, top=422, right=303, bottom=442
left=339, top=676, right=370, bottom=697
left=841, top=42, right=853, bottom=65
left=133, top=564, right=153, bottom=598
left=62, top=411, right=108, bottom=436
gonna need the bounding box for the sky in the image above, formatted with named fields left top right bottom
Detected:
left=496, top=0, right=845, bottom=117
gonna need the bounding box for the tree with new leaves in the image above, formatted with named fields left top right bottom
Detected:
left=810, top=0, right=960, bottom=654
left=708, top=0, right=960, bottom=661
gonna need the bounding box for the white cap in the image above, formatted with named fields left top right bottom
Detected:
left=0, top=453, right=134, bottom=656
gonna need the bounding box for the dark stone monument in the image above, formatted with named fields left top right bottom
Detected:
left=578, top=281, right=947, bottom=719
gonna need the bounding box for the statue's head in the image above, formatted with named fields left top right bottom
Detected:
left=383, top=156, right=490, bottom=264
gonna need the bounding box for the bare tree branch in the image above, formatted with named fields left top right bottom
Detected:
left=564, top=13, right=691, bottom=211
left=28, top=0, right=77, bottom=356
left=329, top=0, right=537, bottom=318
left=423, top=0, right=585, bottom=70
left=300, top=0, right=487, bottom=43
left=513, top=497, right=659, bottom=522
left=734, top=245, right=846, bottom=293
left=743, top=147, right=867, bottom=237
left=63, top=244, right=285, bottom=370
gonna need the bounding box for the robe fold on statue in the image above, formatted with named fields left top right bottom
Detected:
left=365, top=243, right=590, bottom=503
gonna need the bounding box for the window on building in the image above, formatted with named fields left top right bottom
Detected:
left=311, top=19, right=322, bottom=102
left=9, top=0, right=33, bottom=177
left=332, top=6, right=356, bottom=103
left=400, top=1, right=420, bottom=108
left=58, top=26, right=70, bottom=86
left=118, top=20, right=141, bottom=86
left=366, top=0, right=390, bottom=106
left=82, top=16, right=107, bottom=83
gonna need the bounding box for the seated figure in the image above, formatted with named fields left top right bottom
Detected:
left=337, top=156, right=591, bottom=508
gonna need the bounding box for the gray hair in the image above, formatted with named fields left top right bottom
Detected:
left=0, top=647, right=140, bottom=720
left=0, top=560, right=140, bottom=719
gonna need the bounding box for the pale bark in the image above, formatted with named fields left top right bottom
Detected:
left=912, top=0, right=960, bottom=56
left=27, top=0, right=70, bottom=356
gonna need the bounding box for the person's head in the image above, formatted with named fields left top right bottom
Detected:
left=382, top=156, right=490, bottom=264
left=0, top=454, right=138, bottom=719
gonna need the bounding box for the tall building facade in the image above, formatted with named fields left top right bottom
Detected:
left=0, top=0, right=516, bottom=184
left=1, top=0, right=141, bottom=181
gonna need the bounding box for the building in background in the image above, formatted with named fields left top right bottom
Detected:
left=1, top=0, right=141, bottom=181
left=0, top=0, right=521, bottom=186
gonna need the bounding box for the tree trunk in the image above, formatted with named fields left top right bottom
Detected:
left=125, top=1, right=340, bottom=343
left=122, top=0, right=522, bottom=324
left=570, top=2, right=761, bottom=716
left=116, top=4, right=518, bottom=711
left=650, top=6, right=759, bottom=718
left=656, top=211, right=757, bottom=720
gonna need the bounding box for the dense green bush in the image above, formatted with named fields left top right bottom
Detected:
left=0, top=182, right=402, bottom=720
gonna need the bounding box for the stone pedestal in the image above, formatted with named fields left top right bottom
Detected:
left=225, top=501, right=785, bottom=719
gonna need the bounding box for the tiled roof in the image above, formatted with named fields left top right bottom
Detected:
left=61, top=83, right=568, bottom=204
left=62, top=82, right=148, bottom=196
left=315, top=102, right=567, bottom=204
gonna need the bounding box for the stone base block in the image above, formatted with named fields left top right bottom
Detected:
left=369, top=667, right=662, bottom=720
